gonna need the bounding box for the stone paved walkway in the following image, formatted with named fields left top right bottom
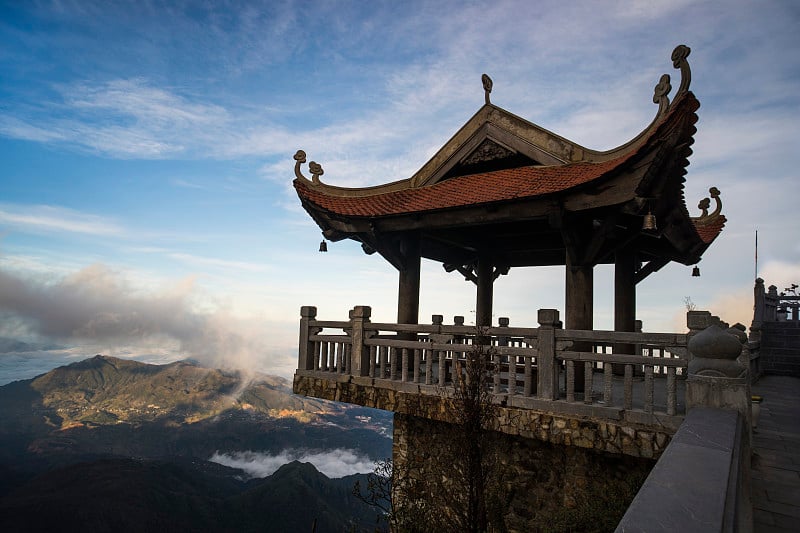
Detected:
left=751, top=375, right=800, bottom=532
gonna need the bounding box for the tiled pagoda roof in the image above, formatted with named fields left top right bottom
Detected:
left=292, top=45, right=726, bottom=269
left=294, top=93, right=724, bottom=246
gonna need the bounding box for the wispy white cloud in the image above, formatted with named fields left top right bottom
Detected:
left=168, top=252, right=268, bottom=273
left=0, top=204, right=122, bottom=236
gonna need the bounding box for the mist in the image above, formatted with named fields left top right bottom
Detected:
left=209, top=448, right=377, bottom=479
left=0, top=263, right=290, bottom=377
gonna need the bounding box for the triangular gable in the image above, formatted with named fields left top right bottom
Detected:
left=410, top=82, right=675, bottom=188
left=410, top=104, right=584, bottom=188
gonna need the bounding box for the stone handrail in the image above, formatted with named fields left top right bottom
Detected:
left=298, top=306, right=689, bottom=424
left=618, top=322, right=752, bottom=532
left=616, top=408, right=749, bottom=533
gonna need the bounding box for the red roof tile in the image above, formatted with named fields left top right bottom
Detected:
left=692, top=216, right=726, bottom=244
left=295, top=156, right=631, bottom=217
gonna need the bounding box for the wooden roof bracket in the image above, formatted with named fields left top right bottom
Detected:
left=581, top=215, right=621, bottom=267
left=444, top=262, right=509, bottom=286
left=635, top=257, right=670, bottom=284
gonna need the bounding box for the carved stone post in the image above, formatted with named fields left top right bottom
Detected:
left=686, top=322, right=752, bottom=532
left=686, top=323, right=749, bottom=424
left=687, top=309, right=712, bottom=336
left=750, top=278, right=765, bottom=341
left=453, top=315, right=465, bottom=345
left=299, top=306, right=317, bottom=371
left=496, top=317, right=510, bottom=394
left=766, top=285, right=778, bottom=321
left=349, top=306, right=372, bottom=377
left=537, top=309, right=560, bottom=400
left=727, top=323, right=753, bottom=442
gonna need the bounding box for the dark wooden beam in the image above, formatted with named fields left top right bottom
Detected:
left=634, top=257, right=670, bottom=284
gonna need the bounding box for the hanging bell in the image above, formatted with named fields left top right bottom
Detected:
left=318, top=240, right=328, bottom=252
left=642, top=211, right=657, bottom=231
left=692, top=265, right=700, bottom=277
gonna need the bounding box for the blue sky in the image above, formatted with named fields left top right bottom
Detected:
left=0, top=0, right=798, bottom=383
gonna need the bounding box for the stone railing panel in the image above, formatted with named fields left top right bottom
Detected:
left=297, top=306, right=693, bottom=426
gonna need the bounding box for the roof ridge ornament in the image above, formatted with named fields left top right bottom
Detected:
left=692, top=187, right=723, bottom=225
left=293, top=149, right=324, bottom=184
left=482, top=73, right=493, bottom=105
left=652, top=44, right=692, bottom=115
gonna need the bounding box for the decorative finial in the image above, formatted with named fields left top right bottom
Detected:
left=482, top=74, right=493, bottom=105
left=671, top=44, right=691, bottom=96
left=293, top=149, right=324, bottom=184
left=309, top=161, right=324, bottom=183
left=651, top=45, right=692, bottom=114
left=653, top=73, right=672, bottom=113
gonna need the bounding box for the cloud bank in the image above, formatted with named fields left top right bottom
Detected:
left=209, top=448, right=376, bottom=479
left=0, top=263, right=287, bottom=375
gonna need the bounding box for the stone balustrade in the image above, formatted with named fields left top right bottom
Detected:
left=296, top=305, right=689, bottom=430
left=296, top=303, right=757, bottom=530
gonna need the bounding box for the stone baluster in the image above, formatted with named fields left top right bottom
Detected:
left=413, top=348, right=421, bottom=383
left=537, top=309, right=560, bottom=400
left=634, top=319, right=644, bottom=377
left=368, top=345, right=376, bottom=377
left=379, top=346, right=387, bottom=379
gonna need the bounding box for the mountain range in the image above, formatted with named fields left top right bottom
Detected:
left=0, top=355, right=392, bottom=531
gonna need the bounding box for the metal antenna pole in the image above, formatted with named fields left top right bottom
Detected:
left=754, top=229, right=758, bottom=280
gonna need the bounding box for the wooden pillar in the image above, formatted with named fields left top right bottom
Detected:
left=565, top=256, right=593, bottom=392
left=397, top=232, right=421, bottom=342
left=397, top=233, right=421, bottom=325
left=475, top=254, right=493, bottom=328
left=614, top=249, right=636, bottom=374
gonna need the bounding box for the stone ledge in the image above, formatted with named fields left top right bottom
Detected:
left=294, top=373, right=677, bottom=458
